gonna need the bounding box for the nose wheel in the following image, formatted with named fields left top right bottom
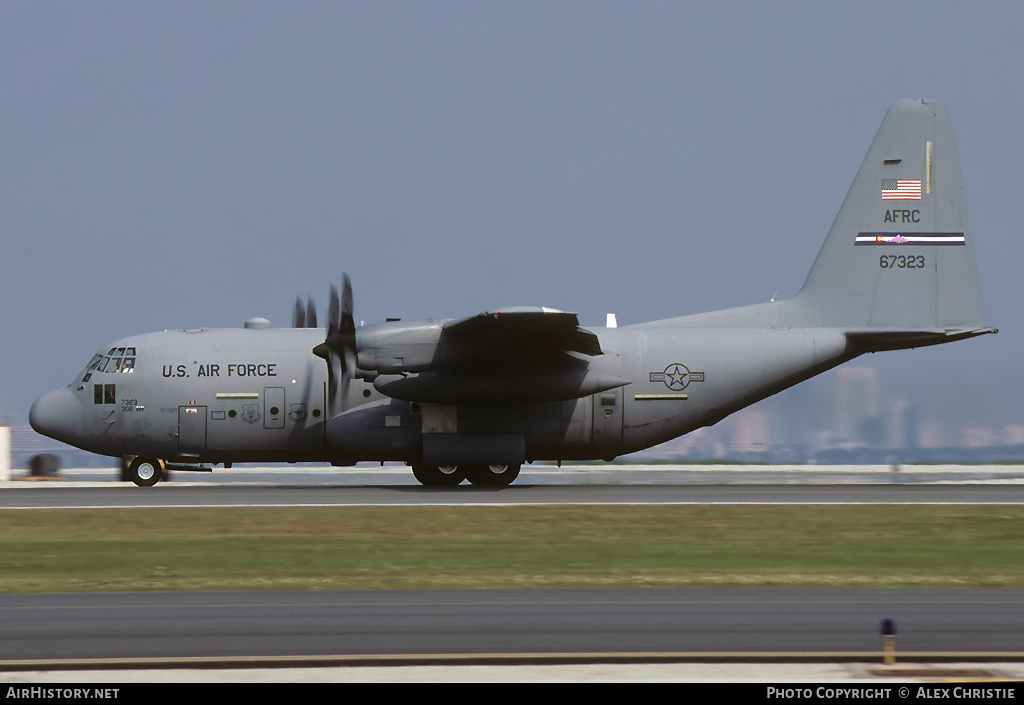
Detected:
left=127, top=457, right=164, bottom=487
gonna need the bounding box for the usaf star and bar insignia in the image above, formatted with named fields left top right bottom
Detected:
left=635, top=363, right=705, bottom=401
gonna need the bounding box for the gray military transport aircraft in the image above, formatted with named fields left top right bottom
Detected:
left=30, top=98, right=995, bottom=487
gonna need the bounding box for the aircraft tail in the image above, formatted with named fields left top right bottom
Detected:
left=788, top=98, right=990, bottom=338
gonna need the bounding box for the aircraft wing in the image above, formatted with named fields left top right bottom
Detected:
left=355, top=307, right=614, bottom=402
left=366, top=308, right=618, bottom=402
left=441, top=307, right=603, bottom=358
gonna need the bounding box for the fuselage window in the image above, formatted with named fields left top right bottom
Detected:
left=82, top=355, right=104, bottom=382
left=93, top=384, right=116, bottom=404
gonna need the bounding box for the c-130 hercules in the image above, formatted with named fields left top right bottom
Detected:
left=31, top=99, right=995, bottom=486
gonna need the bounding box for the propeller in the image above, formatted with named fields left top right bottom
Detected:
left=312, top=275, right=356, bottom=414
left=292, top=297, right=319, bottom=328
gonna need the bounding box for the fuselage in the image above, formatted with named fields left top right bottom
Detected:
left=29, top=319, right=855, bottom=467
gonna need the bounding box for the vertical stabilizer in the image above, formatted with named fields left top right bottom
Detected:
left=790, top=98, right=987, bottom=332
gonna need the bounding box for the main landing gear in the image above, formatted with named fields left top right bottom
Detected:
left=123, top=457, right=165, bottom=487
left=411, top=463, right=521, bottom=487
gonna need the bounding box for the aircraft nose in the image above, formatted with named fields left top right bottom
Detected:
left=29, top=388, right=83, bottom=443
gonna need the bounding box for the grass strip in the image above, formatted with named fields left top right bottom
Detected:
left=0, top=505, right=1022, bottom=592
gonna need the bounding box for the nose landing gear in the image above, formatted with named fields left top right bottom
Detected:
left=124, top=457, right=165, bottom=487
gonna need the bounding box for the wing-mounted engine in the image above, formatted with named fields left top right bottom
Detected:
left=356, top=307, right=627, bottom=403
left=305, top=278, right=626, bottom=406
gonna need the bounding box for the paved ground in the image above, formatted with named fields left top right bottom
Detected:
left=4, top=662, right=1024, bottom=683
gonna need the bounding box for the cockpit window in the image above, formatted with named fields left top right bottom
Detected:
left=81, top=348, right=136, bottom=382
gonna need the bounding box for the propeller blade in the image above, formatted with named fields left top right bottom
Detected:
left=341, top=274, right=354, bottom=333
left=293, top=297, right=305, bottom=329
left=314, top=276, right=357, bottom=416
left=328, top=285, right=340, bottom=335
left=306, top=297, right=317, bottom=328
left=326, top=352, right=340, bottom=407
left=338, top=275, right=356, bottom=400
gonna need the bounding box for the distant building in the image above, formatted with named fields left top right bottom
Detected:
left=1003, top=425, right=1024, bottom=446
left=725, top=408, right=771, bottom=454
left=835, top=367, right=880, bottom=444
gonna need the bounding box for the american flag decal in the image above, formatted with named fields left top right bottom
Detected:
left=881, top=179, right=921, bottom=200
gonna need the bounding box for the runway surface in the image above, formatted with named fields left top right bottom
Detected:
left=3, top=484, right=1024, bottom=509
left=2, top=464, right=1023, bottom=508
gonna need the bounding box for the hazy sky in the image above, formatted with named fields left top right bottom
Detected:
left=2, top=2, right=1021, bottom=433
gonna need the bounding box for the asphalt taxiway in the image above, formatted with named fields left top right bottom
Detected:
left=2, top=588, right=1024, bottom=662
left=1, top=589, right=1024, bottom=683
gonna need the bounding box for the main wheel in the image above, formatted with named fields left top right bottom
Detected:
left=128, top=457, right=164, bottom=487
left=411, top=464, right=466, bottom=487
left=466, top=463, right=521, bottom=487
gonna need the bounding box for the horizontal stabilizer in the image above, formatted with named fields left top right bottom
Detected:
left=845, top=327, right=997, bottom=353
